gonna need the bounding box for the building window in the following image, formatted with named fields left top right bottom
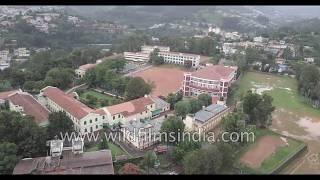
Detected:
left=84, top=121, right=87, bottom=125
left=150, top=105, right=152, bottom=108
left=96, top=125, right=98, bottom=129
left=84, top=128, right=87, bottom=132
left=95, top=118, right=98, bottom=122
left=113, top=116, right=115, bottom=120
left=118, top=114, right=120, bottom=118
left=90, top=120, right=92, bottom=123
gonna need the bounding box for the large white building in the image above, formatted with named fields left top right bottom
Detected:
left=158, top=51, right=200, bottom=68
left=0, top=50, right=10, bottom=61
left=14, top=48, right=30, bottom=57
left=39, top=86, right=104, bottom=134
left=39, top=86, right=170, bottom=134
left=123, top=52, right=150, bottom=62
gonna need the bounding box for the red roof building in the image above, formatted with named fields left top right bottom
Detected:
left=182, top=65, right=238, bottom=98
left=7, top=92, right=49, bottom=126
left=42, top=86, right=94, bottom=120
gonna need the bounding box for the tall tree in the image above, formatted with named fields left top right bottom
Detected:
left=142, top=151, right=157, bottom=174
left=183, top=145, right=223, bottom=174
left=150, top=48, right=164, bottom=65
left=198, top=93, right=212, bottom=107
left=174, top=101, right=191, bottom=118
left=242, top=91, right=275, bottom=128
left=98, top=136, right=109, bottom=150
left=44, top=68, right=74, bottom=90
left=47, top=112, right=74, bottom=139
left=0, top=111, right=47, bottom=157
left=125, top=77, right=152, bottom=100
left=160, top=116, right=185, bottom=145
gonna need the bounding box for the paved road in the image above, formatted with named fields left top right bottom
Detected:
left=65, top=83, right=87, bottom=94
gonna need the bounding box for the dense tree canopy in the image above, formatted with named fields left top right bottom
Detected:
left=125, top=77, right=152, bottom=100
left=160, top=116, right=185, bottom=145
left=0, top=111, right=47, bottom=158
left=0, top=142, right=18, bottom=174
left=44, top=68, right=74, bottom=90
left=242, top=91, right=275, bottom=128
left=47, top=112, right=74, bottom=140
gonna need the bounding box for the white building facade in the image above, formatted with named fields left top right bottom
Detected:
left=158, top=51, right=200, bottom=68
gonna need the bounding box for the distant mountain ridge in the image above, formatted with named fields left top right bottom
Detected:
left=58, top=6, right=320, bottom=32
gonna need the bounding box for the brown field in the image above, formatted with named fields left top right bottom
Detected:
left=130, top=66, right=186, bottom=97
left=240, top=135, right=286, bottom=169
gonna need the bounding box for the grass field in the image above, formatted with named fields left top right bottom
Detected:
left=79, top=90, right=122, bottom=108
left=86, top=141, right=127, bottom=158
left=233, top=71, right=320, bottom=117
left=232, top=71, right=320, bottom=174
left=237, top=129, right=305, bottom=174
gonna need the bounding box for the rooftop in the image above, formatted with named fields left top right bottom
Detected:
left=97, top=96, right=154, bottom=117
left=194, top=104, right=228, bottom=123
left=159, top=51, right=200, bottom=57
left=8, top=93, right=49, bottom=125
left=190, top=65, right=237, bottom=80
left=0, top=89, right=21, bottom=100
left=78, top=63, right=97, bottom=71
left=42, top=86, right=94, bottom=119
left=13, top=150, right=114, bottom=175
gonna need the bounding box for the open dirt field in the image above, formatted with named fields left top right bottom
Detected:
left=240, top=135, right=286, bottom=169
left=235, top=71, right=320, bottom=174
left=130, top=66, right=186, bottom=97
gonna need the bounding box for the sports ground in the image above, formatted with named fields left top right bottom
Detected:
left=233, top=71, right=320, bottom=174
left=130, top=65, right=187, bottom=97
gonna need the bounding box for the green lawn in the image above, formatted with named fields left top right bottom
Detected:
left=79, top=90, right=123, bottom=108
left=86, top=141, right=127, bottom=158
left=233, top=71, right=320, bottom=117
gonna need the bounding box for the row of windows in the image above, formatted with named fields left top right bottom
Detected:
left=160, top=54, right=195, bottom=60
left=190, top=78, right=219, bottom=85
left=84, top=125, right=100, bottom=133
left=190, top=82, right=219, bottom=89
left=83, top=117, right=99, bottom=125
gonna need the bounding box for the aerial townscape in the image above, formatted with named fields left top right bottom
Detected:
left=1, top=5, right=320, bottom=175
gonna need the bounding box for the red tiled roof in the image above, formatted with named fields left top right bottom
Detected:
left=78, top=63, right=97, bottom=71
left=43, top=87, right=94, bottom=119
left=0, top=89, right=21, bottom=100
left=100, top=96, right=154, bottom=117
left=191, top=65, right=237, bottom=80
left=8, top=93, right=49, bottom=125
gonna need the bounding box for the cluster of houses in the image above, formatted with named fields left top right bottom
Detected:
left=0, top=47, right=30, bottom=70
